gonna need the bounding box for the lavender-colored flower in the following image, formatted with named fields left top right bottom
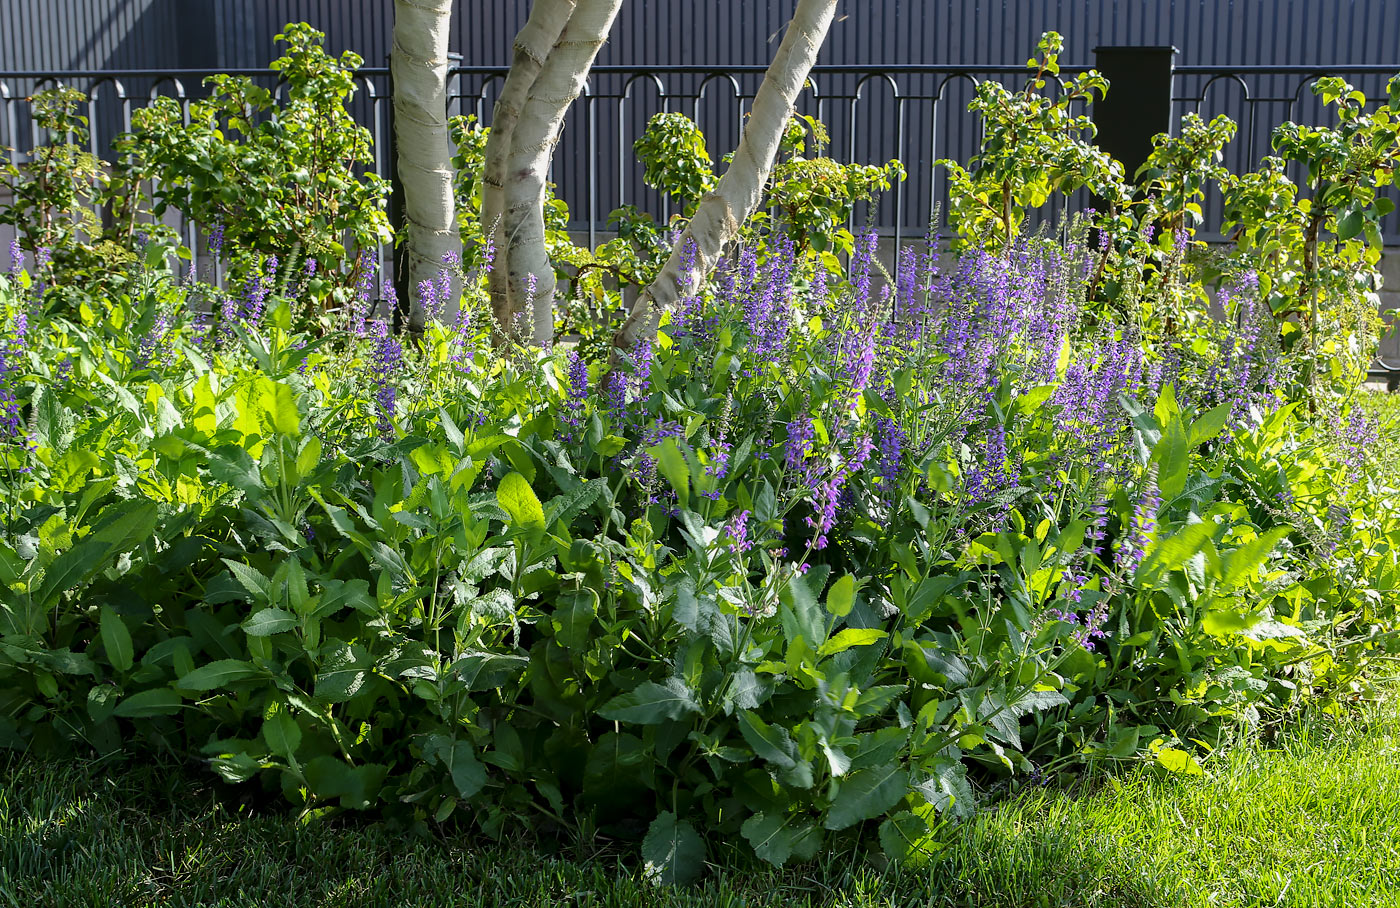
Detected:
left=785, top=415, right=815, bottom=471
left=803, top=435, right=873, bottom=551
left=561, top=350, right=589, bottom=443
left=352, top=249, right=376, bottom=337
left=241, top=256, right=276, bottom=327
left=208, top=224, right=225, bottom=257
left=367, top=319, right=403, bottom=440
left=631, top=336, right=654, bottom=400
left=418, top=278, right=442, bottom=324
left=726, top=509, right=752, bottom=554
left=874, top=415, right=905, bottom=502
left=134, top=309, right=173, bottom=370
left=1121, top=465, right=1161, bottom=575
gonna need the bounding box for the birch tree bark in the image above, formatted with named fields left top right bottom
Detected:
left=501, top=0, right=623, bottom=345
left=482, top=0, right=577, bottom=332
left=392, top=0, right=462, bottom=329
left=612, top=0, right=840, bottom=351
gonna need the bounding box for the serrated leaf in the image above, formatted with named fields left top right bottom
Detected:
left=241, top=607, right=298, bottom=637
left=741, top=812, right=822, bottom=867
left=824, top=764, right=908, bottom=830
left=598, top=677, right=700, bottom=724
left=738, top=711, right=798, bottom=769
left=111, top=688, right=183, bottom=716
left=1154, top=416, right=1190, bottom=500
left=222, top=559, right=271, bottom=602
left=544, top=478, right=606, bottom=526
left=818, top=627, right=885, bottom=658
left=642, top=811, right=706, bottom=885
left=496, top=472, right=545, bottom=530
left=1221, top=527, right=1289, bottom=590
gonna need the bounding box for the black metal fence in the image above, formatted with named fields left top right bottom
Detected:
left=3, top=61, right=1398, bottom=249
left=2, top=57, right=1399, bottom=379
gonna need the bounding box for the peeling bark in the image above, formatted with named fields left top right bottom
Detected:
left=482, top=0, right=577, bottom=334
left=502, top=0, right=623, bottom=345
left=392, top=0, right=462, bottom=329
left=612, top=0, right=840, bottom=352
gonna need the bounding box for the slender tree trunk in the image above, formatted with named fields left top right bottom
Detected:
left=502, top=0, right=623, bottom=345
left=612, top=0, right=839, bottom=352
left=392, top=0, right=462, bottom=329
left=483, top=0, right=577, bottom=334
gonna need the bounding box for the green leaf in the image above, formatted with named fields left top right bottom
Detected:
left=263, top=709, right=302, bottom=757
left=778, top=564, right=830, bottom=648
left=496, top=472, right=545, bottom=530
left=741, top=812, right=823, bottom=867
left=113, top=688, right=183, bottom=718
left=915, top=759, right=976, bottom=819
left=544, top=478, right=606, bottom=526
left=1155, top=746, right=1203, bottom=776
left=650, top=436, right=692, bottom=510
left=303, top=756, right=387, bottom=809
left=826, top=574, right=856, bottom=618
left=642, top=811, right=706, bottom=886
left=315, top=645, right=372, bottom=703
left=824, top=764, right=908, bottom=830
left=1221, top=526, right=1289, bottom=590
left=100, top=607, right=134, bottom=673
left=1202, top=609, right=1257, bottom=636
left=177, top=659, right=259, bottom=691
left=737, top=711, right=798, bottom=769
left=233, top=375, right=301, bottom=442
left=1337, top=208, right=1363, bottom=240
left=1188, top=403, right=1233, bottom=446
left=450, top=651, right=529, bottom=690
left=598, top=677, right=700, bottom=725
left=424, top=734, right=488, bottom=799
left=817, top=627, right=886, bottom=658
left=241, top=607, right=298, bottom=637
left=222, top=559, right=271, bottom=602
left=35, top=500, right=159, bottom=606
left=1153, top=416, right=1190, bottom=500
left=879, top=810, right=939, bottom=866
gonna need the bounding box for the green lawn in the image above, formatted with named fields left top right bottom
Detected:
left=3, top=683, right=1398, bottom=908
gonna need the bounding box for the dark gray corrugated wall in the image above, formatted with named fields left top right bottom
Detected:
left=4, top=1, right=1398, bottom=71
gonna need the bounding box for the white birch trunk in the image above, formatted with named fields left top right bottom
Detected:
left=392, top=0, right=462, bottom=329
left=482, top=0, right=577, bottom=332
left=502, top=0, right=623, bottom=345
left=612, top=0, right=840, bottom=351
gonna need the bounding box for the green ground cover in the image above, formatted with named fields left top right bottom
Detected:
left=3, top=677, right=1396, bottom=908
left=5, top=390, right=1397, bottom=908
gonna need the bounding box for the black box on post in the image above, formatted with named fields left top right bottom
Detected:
left=1092, top=46, right=1177, bottom=185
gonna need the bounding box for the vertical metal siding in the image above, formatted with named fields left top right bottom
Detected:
left=8, top=1, right=1394, bottom=72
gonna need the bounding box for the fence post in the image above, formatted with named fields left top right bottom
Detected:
left=1092, top=45, right=1177, bottom=184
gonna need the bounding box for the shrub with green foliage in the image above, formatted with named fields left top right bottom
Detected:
left=0, top=211, right=1396, bottom=881
left=1, top=27, right=1397, bottom=887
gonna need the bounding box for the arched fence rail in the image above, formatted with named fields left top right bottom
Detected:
left=1, top=60, right=1398, bottom=379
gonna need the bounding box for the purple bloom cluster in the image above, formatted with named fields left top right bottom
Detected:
left=368, top=320, right=403, bottom=441
left=561, top=350, right=589, bottom=443
left=1337, top=408, right=1378, bottom=485
left=351, top=249, right=377, bottom=337
left=134, top=309, right=173, bottom=370
left=803, top=435, right=874, bottom=551
left=726, top=509, right=752, bottom=554
left=1120, top=465, right=1162, bottom=575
